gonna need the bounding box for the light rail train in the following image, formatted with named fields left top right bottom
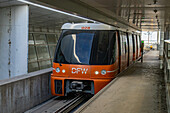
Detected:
left=51, top=23, right=141, bottom=96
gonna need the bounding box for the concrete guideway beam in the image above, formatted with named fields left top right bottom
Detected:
left=0, top=5, right=29, bottom=80
left=27, top=0, right=141, bottom=31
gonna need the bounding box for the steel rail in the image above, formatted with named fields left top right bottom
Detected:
left=25, top=94, right=90, bottom=113
left=55, top=94, right=89, bottom=113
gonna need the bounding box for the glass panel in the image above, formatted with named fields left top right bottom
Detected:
left=123, top=33, right=128, bottom=54
left=109, top=32, right=117, bottom=64
left=55, top=31, right=94, bottom=65
left=54, top=30, right=117, bottom=65
left=93, top=31, right=109, bottom=65
left=39, top=60, right=51, bottom=69
left=121, top=33, right=125, bottom=54
left=46, top=34, right=58, bottom=44
left=49, top=45, right=56, bottom=59
left=34, top=34, right=47, bottom=45
left=138, top=36, right=140, bottom=49
left=28, top=62, right=39, bottom=72
left=29, top=33, right=34, bottom=45
left=132, top=34, right=136, bottom=53
left=129, top=34, right=133, bottom=54
left=36, top=45, right=50, bottom=60
left=28, top=46, right=37, bottom=62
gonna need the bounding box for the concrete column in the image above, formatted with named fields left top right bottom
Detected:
left=0, top=5, right=29, bottom=80
left=159, top=29, right=164, bottom=69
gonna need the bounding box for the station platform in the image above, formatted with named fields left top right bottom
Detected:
left=76, top=51, right=167, bottom=113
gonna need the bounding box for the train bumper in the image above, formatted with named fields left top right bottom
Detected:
left=51, top=76, right=112, bottom=96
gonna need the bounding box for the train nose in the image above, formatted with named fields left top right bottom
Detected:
left=70, top=81, right=84, bottom=91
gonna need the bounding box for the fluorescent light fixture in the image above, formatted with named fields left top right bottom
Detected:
left=17, top=0, right=95, bottom=22
left=136, top=30, right=141, bottom=33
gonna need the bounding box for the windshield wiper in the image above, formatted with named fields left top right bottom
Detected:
left=59, top=62, right=62, bottom=66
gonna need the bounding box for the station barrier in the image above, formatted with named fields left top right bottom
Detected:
left=0, top=68, right=53, bottom=113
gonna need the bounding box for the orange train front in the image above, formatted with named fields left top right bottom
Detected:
left=51, top=23, right=141, bottom=96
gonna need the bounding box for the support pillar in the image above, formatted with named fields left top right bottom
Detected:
left=159, top=29, right=164, bottom=69
left=0, top=5, right=29, bottom=80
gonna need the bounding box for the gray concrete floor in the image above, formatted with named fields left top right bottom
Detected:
left=79, top=51, right=167, bottom=113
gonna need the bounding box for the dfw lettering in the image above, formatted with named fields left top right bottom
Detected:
left=71, top=68, right=88, bottom=74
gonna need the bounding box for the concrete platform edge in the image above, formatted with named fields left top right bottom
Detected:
left=75, top=63, right=135, bottom=113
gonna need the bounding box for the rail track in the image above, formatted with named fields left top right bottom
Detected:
left=25, top=94, right=91, bottom=113
left=56, top=94, right=89, bottom=113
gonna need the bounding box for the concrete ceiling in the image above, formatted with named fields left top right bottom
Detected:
left=26, top=0, right=170, bottom=31
left=1, top=0, right=170, bottom=31
left=29, top=5, right=88, bottom=29
left=0, top=0, right=92, bottom=30
left=0, top=0, right=24, bottom=7
left=79, top=0, right=170, bottom=31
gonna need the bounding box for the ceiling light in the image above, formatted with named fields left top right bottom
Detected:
left=153, top=9, right=157, bottom=13
left=155, top=15, right=158, bottom=19
left=153, top=0, right=157, bottom=4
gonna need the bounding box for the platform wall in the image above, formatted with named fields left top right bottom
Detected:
left=0, top=68, right=53, bottom=113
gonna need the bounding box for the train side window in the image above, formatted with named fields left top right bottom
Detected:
left=120, top=32, right=124, bottom=55
left=128, top=34, right=133, bottom=54
left=138, top=36, right=141, bottom=49
left=123, top=35, right=127, bottom=54
left=124, top=34, right=126, bottom=53
left=109, top=31, right=117, bottom=64
left=95, top=31, right=109, bottom=65
left=136, top=35, right=138, bottom=50
left=132, top=34, right=136, bottom=53
left=120, top=32, right=127, bottom=55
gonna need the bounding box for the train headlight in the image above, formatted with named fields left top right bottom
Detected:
left=56, top=67, right=60, bottom=73
left=62, top=69, right=65, bottom=73
left=101, top=70, right=106, bottom=75
left=95, top=71, right=99, bottom=75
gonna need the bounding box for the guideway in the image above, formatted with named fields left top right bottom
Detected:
left=76, top=51, right=167, bottom=113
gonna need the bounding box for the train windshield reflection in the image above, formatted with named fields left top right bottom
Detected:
left=54, top=30, right=116, bottom=65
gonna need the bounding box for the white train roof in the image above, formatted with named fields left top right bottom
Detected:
left=61, top=23, right=117, bottom=30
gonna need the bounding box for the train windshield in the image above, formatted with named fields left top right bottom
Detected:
left=54, top=30, right=116, bottom=65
